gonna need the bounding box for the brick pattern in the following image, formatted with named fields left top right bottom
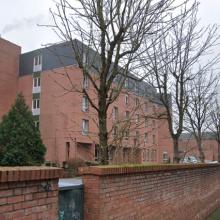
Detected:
left=0, top=167, right=62, bottom=220
left=81, top=164, right=220, bottom=220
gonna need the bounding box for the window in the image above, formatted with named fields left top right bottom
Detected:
left=82, top=119, right=89, bottom=135
left=144, top=102, right=148, bottom=112
left=33, top=77, right=40, bottom=87
left=152, top=120, right=156, bottom=128
left=143, top=149, right=146, bottom=162
left=135, top=98, right=139, bottom=106
left=146, top=149, right=150, bottom=161
left=95, top=144, right=100, bottom=161
left=33, top=55, right=42, bottom=72
left=135, top=114, right=139, bottom=124
left=134, top=81, right=138, bottom=92
left=82, top=96, right=89, bottom=112
left=113, top=126, right=118, bottom=136
left=32, top=99, right=40, bottom=116
left=125, top=130, right=129, bottom=140
left=163, top=151, right=168, bottom=161
left=113, top=75, right=118, bottom=83
left=152, top=134, right=156, bottom=144
left=145, top=117, right=148, bottom=128
left=66, top=142, right=70, bottom=160
left=34, top=55, right=42, bottom=66
left=113, top=106, right=118, bottom=121
left=125, top=94, right=129, bottom=105
left=154, top=150, right=157, bottom=161
left=125, top=111, right=130, bottom=120
left=32, top=99, right=40, bottom=109
left=34, top=121, right=39, bottom=129
left=135, top=131, right=140, bottom=145
left=151, top=149, right=154, bottom=161
left=144, top=133, right=148, bottom=143
left=83, top=75, right=89, bottom=89
left=124, top=79, right=129, bottom=88
left=83, top=53, right=87, bottom=64
left=32, top=77, right=41, bottom=93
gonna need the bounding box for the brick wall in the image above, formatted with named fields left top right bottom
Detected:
left=0, top=38, right=20, bottom=120
left=0, top=167, right=63, bottom=220
left=80, top=164, right=220, bottom=220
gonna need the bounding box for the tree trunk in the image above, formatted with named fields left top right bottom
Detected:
left=218, top=141, right=220, bottom=163
left=197, top=138, right=205, bottom=163
left=173, top=138, right=180, bottom=163
left=98, top=94, right=109, bottom=165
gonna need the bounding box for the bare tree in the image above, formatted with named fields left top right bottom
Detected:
left=47, top=0, right=182, bottom=164
left=184, top=71, right=219, bottom=162
left=143, top=2, right=220, bottom=163
left=210, top=99, right=220, bottom=162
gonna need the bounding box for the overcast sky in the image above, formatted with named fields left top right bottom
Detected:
left=0, top=0, right=220, bottom=53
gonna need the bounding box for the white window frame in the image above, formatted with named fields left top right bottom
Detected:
left=82, top=119, right=89, bottom=135
left=34, top=121, right=39, bottom=129
left=83, top=53, right=87, bottom=64
left=33, top=55, right=42, bottom=72
left=124, top=79, right=129, bottom=88
left=32, top=99, right=40, bottom=115
left=32, top=77, right=41, bottom=93
left=163, top=151, right=168, bottom=161
left=82, top=96, right=89, bottom=112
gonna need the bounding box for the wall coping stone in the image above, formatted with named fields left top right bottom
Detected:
left=0, top=166, right=63, bottom=182
left=79, top=163, right=220, bottom=176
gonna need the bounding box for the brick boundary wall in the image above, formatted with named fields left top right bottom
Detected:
left=80, top=164, right=220, bottom=220
left=0, top=166, right=63, bottom=220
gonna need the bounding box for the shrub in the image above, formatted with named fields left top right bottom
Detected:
left=0, top=94, right=46, bottom=166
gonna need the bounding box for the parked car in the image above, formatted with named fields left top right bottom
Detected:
left=180, top=156, right=200, bottom=164
left=205, top=160, right=218, bottom=164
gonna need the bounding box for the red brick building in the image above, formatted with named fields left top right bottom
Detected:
left=0, top=37, right=173, bottom=165
left=179, top=133, right=219, bottom=161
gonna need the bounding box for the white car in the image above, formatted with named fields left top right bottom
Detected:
left=205, top=160, right=218, bottom=164
left=181, top=156, right=200, bottom=164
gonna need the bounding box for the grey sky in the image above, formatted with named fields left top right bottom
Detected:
left=0, top=0, right=220, bottom=53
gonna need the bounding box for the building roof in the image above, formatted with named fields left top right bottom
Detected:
left=19, top=39, right=158, bottom=101
left=180, top=132, right=216, bottom=140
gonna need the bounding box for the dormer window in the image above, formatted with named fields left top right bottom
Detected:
left=33, top=55, right=42, bottom=72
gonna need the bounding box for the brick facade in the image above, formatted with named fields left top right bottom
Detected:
left=179, top=137, right=218, bottom=161
left=0, top=38, right=174, bottom=165
left=0, top=38, right=20, bottom=120
left=0, top=167, right=63, bottom=220
left=80, top=164, right=220, bottom=220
